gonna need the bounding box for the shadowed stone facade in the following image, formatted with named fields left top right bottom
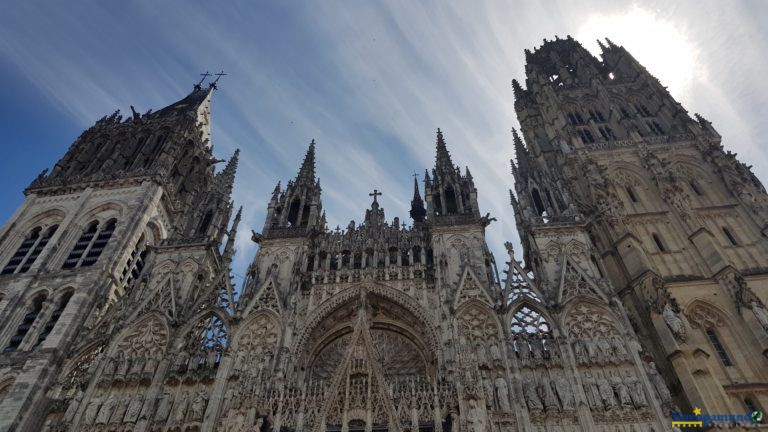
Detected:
left=0, top=37, right=766, bottom=432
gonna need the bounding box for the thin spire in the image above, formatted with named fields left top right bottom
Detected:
left=511, top=79, right=524, bottom=100
left=435, top=128, right=454, bottom=172
left=217, top=149, right=240, bottom=197
left=296, top=139, right=316, bottom=183
left=512, top=128, right=531, bottom=177
left=409, top=174, right=426, bottom=223
left=222, top=206, right=242, bottom=264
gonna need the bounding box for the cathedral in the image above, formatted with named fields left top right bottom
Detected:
left=0, top=36, right=766, bottom=432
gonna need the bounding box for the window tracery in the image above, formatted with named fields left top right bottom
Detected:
left=183, top=313, right=228, bottom=370
left=565, top=303, right=619, bottom=338
left=62, top=219, right=117, bottom=269
left=510, top=305, right=551, bottom=335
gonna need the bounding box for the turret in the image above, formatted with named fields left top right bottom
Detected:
left=409, top=176, right=427, bottom=223
left=263, top=140, right=323, bottom=237
left=424, top=129, right=480, bottom=223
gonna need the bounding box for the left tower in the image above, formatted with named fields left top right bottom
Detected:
left=0, top=82, right=239, bottom=431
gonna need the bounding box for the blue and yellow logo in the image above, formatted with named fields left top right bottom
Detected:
left=671, top=407, right=761, bottom=428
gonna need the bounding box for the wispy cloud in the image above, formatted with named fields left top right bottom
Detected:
left=1, top=0, right=767, bottom=282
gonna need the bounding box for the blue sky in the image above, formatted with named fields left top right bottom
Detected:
left=1, top=1, right=767, bottom=283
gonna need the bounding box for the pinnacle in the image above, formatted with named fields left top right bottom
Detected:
left=434, top=128, right=454, bottom=172
left=296, top=139, right=316, bottom=183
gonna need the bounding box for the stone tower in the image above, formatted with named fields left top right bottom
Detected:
left=511, top=35, right=768, bottom=423
left=0, top=82, right=240, bottom=431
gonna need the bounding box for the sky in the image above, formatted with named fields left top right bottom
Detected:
left=1, top=1, right=767, bottom=286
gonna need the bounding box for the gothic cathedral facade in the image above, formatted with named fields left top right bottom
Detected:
left=0, top=37, right=766, bottom=432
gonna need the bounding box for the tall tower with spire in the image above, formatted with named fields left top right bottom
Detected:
left=0, top=81, right=241, bottom=431
left=511, top=35, right=768, bottom=425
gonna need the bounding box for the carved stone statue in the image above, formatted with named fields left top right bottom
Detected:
left=574, top=340, right=588, bottom=365
left=494, top=377, right=511, bottom=411
left=597, top=375, right=616, bottom=409
left=597, top=337, right=614, bottom=364
left=155, top=392, right=173, bottom=422
left=624, top=370, right=648, bottom=408
left=109, top=396, right=129, bottom=424
left=646, top=362, right=672, bottom=403
left=581, top=371, right=601, bottom=409
left=517, top=338, right=531, bottom=366
left=612, top=336, right=629, bottom=362
left=611, top=374, right=632, bottom=407
left=95, top=395, right=115, bottom=424
left=662, top=303, right=687, bottom=343
left=190, top=390, right=208, bottom=421
left=751, top=301, right=768, bottom=332
left=124, top=393, right=144, bottom=424
left=173, top=391, right=189, bottom=423
left=489, top=342, right=502, bottom=367
left=63, top=390, right=83, bottom=423
left=83, top=396, right=101, bottom=425
left=552, top=373, right=574, bottom=411
left=523, top=377, right=543, bottom=411
left=538, top=376, right=559, bottom=411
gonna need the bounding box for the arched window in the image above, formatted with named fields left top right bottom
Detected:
left=4, top=294, right=46, bottom=352
left=652, top=233, right=666, bottom=252
left=705, top=328, right=732, bottom=366
left=598, top=126, right=615, bottom=141
left=119, top=235, right=150, bottom=293
left=445, top=186, right=458, bottom=214
left=36, top=292, right=72, bottom=346
left=2, top=225, right=58, bottom=275
left=578, top=128, right=595, bottom=144
left=63, top=219, right=116, bottom=269
left=184, top=313, right=228, bottom=371
left=689, top=180, right=704, bottom=196
left=197, top=210, right=213, bottom=235
left=625, top=186, right=638, bottom=203
left=647, top=120, right=665, bottom=136
left=722, top=227, right=739, bottom=246
left=531, top=188, right=546, bottom=216
left=286, top=199, right=301, bottom=226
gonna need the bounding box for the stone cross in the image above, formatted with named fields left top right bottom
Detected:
left=369, top=189, right=382, bottom=204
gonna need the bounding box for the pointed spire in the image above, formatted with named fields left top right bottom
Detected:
left=296, top=139, right=316, bottom=184
left=597, top=39, right=606, bottom=51
left=435, top=128, right=454, bottom=173
left=217, top=149, right=240, bottom=197
left=512, top=128, right=531, bottom=177
left=512, top=79, right=524, bottom=100
left=222, top=206, right=242, bottom=264
left=271, top=181, right=281, bottom=201
left=409, top=175, right=426, bottom=223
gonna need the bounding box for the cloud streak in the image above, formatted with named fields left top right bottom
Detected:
left=1, top=0, right=767, bottom=283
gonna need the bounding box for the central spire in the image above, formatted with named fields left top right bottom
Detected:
left=296, top=139, right=316, bottom=184
left=409, top=175, right=426, bottom=223
left=435, top=128, right=455, bottom=173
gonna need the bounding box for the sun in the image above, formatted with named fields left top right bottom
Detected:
left=576, top=6, right=701, bottom=100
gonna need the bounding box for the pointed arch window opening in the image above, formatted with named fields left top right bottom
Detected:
left=187, top=313, right=228, bottom=370
left=63, top=219, right=116, bottom=269
left=4, top=294, right=46, bottom=352
left=119, top=235, right=149, bottom=293
left=444, top=186, right=459, bottom=214
left=510, top=305, right=551, bottom=335
left=652, top=233, right=667, bottom=253
left=705, top=328, right=732, bottom=367
left=3, top=224, right=58, bottom=275
left=722, top=226, right=739, bottom=246
left=35, top=292, right=72, bottom=347
left=689, top=180, right=704, bottom=196
left=625, top=185, right=639, bottom=203
left=286, top=198, right=302, bottom=226
left=197, top=210, right=213, bottom=236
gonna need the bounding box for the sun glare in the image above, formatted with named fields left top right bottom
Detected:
left=576, top=6, right=701, bottom=99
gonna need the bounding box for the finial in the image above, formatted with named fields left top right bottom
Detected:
left=196, top=71, right=212, bottom=90
left=597, top=39, right=606, bottom=51
left=209, top=70, right=227, bottom=89
left=511, top=79, right=524, bottom=99
left=369, top=189, right=383, bottom=204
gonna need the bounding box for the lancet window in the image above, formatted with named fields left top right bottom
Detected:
left=62, top=219, right=117, bottom=269
left=183, top=313, right=228, bottom=371
left=2, top=225, right=58, bottom=275
left=4, top=294, right=46, bottom=352
left=35, top=292, right=72, bottom=346
left=706, top=328, right=732, bottom=366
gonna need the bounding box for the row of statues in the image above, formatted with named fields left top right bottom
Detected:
left=572, top=336, right=630, bottom=366
left=512, top=335, right=561, bottom=367
left=99, top=352, right=161, bottom=385
left=79, top=388, right=209, bottom=427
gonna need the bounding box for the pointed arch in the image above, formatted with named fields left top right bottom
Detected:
left=175, top=308, right=231, bottom=371
left=110, top=312, right=170, bottom=359
left=294, top=283, right=440, bottom=363
left=508, top=301, right=555, bottom=336
left=562, top=300, right=621, bottom=338
left=455, top=300, right=503, bottom=345
left=557, top=255, right=608, bottom=305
